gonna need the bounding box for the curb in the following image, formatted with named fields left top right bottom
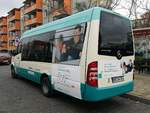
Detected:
left=121, top=94, right=150, bottom=105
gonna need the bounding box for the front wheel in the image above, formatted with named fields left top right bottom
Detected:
left=41, top=77, right=53, bottom=97
left=11, top=67, right=17, bottom=78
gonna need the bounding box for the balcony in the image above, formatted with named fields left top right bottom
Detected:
left=1, top=36, right=8, bottom=42
left=24, top=4, right=42, bottom=14
left=0, top=20, right=7, bottom=27
left=51, top=6, right=71, bottom=18
left=25, top=17, right=42, bottom=26
left=9, top=26, right=20, bottom=31
left=9, top=36, right=16, bottom=40
left=8, top=14, right=20, bottom=22
left=25, top=11, right=42, bottom=26
left=0, top=46, right=8, bottom=50
left=0, top=41, right=8, bottom=48
left=8, top=16, right=16, bottom=22
left=0, top=28, right=7, bottom=35
left=8, top=22, right=20, bottom=31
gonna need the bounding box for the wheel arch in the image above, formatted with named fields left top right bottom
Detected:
left=40, top=73, right=51, bottom=84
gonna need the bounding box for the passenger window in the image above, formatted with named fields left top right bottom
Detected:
left=22, top=38, right=32, bottom=61
left=22, top=31, right=55, bottom=62
left=52, top=23, right=87, bottom=65
left=30, top=32, right=54, bottom=62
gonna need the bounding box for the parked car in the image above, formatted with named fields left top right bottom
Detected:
left=0, top=52, right=11, bottom=64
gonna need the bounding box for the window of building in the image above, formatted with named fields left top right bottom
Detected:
left=9, top=40, right=15, bottom=46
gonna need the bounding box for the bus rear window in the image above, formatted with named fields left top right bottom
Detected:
left=99, top=11, right=134, bottom=57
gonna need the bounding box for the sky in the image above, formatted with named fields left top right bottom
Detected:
left=0, top=0, right=24, bottom=17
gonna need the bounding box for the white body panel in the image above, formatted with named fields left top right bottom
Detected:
left=52, top=64, right=81, bottom=98
left=86, top=20, right=134, bottom=88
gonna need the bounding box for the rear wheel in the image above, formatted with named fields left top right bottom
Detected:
left=41, top=77, right=53, bottom=97
left=11, top=67, right=17, bottom=78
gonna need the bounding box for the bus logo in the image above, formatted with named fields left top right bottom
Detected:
left=117, top=50, right=122, bottom=59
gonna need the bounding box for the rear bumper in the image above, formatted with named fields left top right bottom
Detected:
left=81, top=81, right=134, bottom=102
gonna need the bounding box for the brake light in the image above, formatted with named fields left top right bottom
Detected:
left=86, top=61, right=98, bottom=87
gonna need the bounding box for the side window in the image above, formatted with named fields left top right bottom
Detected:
left=53, top=23, right=87, bottom=65
left=22, top=37, right=32, bottom=61
left=30, top=31, right=55, bottom=62
left=17, top=41, right=23, bottom=54
left=21, top=31, right=55, bottom=62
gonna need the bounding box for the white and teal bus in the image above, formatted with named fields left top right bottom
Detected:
left=11, top=7, right=134, bottom=102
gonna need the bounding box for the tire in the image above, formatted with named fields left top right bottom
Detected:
left=11, top=67, right=17, bottom=78
left=41, top=77, right=53, bottom=97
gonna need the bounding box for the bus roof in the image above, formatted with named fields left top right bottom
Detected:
left=22, top=7, right=128, bottom=39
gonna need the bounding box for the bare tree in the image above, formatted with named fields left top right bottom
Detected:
left=116, top=0, right=150, bottom=28
left=110, top=0, right=122, bottom=9
left=139, top=0, right=150, bottom=12
left=88, top=0, right=121, bottom=10
left=76, top=2, right=87, bottom=12
left=116, top=0, right=150, bottom=18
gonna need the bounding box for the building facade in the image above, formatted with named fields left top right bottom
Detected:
left=43, top=0, right=71, bottom=23
left=23, top=0, right=43, bottom=31
left=0, top=17, right=8, bottom=51
left=42, top=0, right=89, bottom=23
left=8, top=8, right=21, bottom=51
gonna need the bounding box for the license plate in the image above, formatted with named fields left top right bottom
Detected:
left=112, top=76, right=124, bottom=83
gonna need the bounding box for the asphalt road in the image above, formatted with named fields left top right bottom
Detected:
left=0, top=65, right=150, bottom=113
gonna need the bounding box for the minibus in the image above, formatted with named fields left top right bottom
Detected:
left=11, top=7, right=134, bottom=102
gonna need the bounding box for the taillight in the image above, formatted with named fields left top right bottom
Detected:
left=86, top=61, right=98, bottom=87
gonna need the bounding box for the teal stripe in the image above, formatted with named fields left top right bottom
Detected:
left=92, top=7, right=100, bottom=20
left=15, top=66, right=52, bottom=88
left=15, top=66, right=41, bottom=84
left=81, top=81, right=134, bottom=102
